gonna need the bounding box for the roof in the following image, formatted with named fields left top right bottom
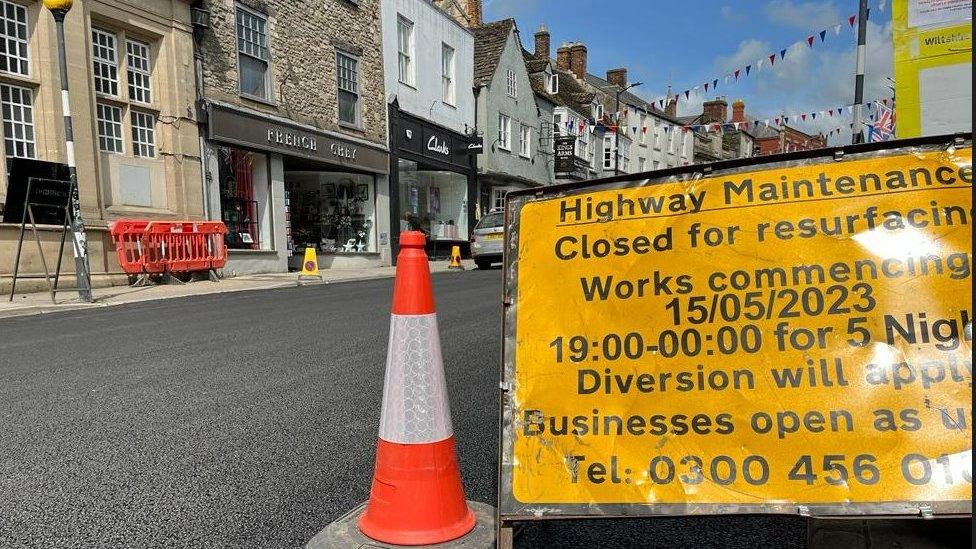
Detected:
left=583, top=73, right=684, bottom=125
left=472, top=19, right=515, bottom=86
left=520, top=48, right=593, bottom=116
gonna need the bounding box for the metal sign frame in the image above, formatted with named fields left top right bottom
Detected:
left=496, top=134, right=973, bottom=546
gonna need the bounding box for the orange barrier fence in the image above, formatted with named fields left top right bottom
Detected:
left=110, top=220, right=227, bottom=276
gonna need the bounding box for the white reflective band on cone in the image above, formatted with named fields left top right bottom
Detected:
left=378, top=313, right=453, bottom=444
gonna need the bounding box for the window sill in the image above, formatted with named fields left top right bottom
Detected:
left=518, top=153, right=531, bottom=159
left=129, top=101, right=161, bottom=114
left=0, top=72, right=40, bottom=88
left=229, top=248, right=278, bottom=255
left=398, top=80, right=417, bottom=90
left=240, top=93, right=277, bottom=108
left=498, top=147, right=511, bottom=153
left=442, top=101, right=457, bottom=109
left=338, top=120, right=364, bottom=132
left=95, top=94, right=128, bottom=108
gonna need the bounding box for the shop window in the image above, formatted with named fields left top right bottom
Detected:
left=0, top=0, right=29, bottom=76
left=398, top=158, right=468, bottom=242
left=236, top=6, right=270, bottom=100
left=336, top=51, right=359, bottom=125
left=286, top=172, right=376, bottom=254
left=218, top=147, right=271, bottom=250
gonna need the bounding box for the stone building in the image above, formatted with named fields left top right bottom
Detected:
left=195, top=0, right=390, bottom=274
left=0, top=0, right=203, bottom=293
left=679, top=98, right=755, bottom=164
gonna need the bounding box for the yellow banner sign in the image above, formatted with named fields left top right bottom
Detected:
left=506, top=146, right=972, bottom=511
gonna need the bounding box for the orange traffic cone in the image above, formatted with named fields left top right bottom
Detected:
left=358, top=231, right=476, bottom=546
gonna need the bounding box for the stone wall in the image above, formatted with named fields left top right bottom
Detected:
left=199, top=0, right=387, bottom=147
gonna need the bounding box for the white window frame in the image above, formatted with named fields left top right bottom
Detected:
left=0, top=0, right=29, bottom=76
left=603, top=133, right=616, bottom=170
left=638, top=157, right=646, bottom=172
left=92, top=27, right=120, bottom=97
left=336, top=50, right=360, bottom=126
left=506, top=69, right=517, bottom=98
left=441, top=43, right=455, bottom=106
left=125, top=38, right=152, bottom=104
left=619, top=139, right=630, bottom=172
left=547, top=72, right=558, bottom=94
left=552, top=112, right=563, bottom=137
left=236, top=5, right=271, bottom=100
left=96, top=103, right=124, bottom=154
left=519, top=124, right=531, bottom=158
left=593, top=102, right=604, bottom=121
left=397, top=15, right=415, bottom=87
left=498, top=114, right=511, bottom=151
left=130, top=110, right=156, bottom=158
left=1, top=83, right=35, bottom=158
left=638, top=113, right=647, bottom=145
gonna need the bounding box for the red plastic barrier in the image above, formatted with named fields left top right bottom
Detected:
left=109, top=220, right=151, bottom=275
left=109, top=220, right=227, bottom=276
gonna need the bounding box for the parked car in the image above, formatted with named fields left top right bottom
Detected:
left=470, top=209, right=504, bottom=269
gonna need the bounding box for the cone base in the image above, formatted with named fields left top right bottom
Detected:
left=359, top=437, right=476, bottom=546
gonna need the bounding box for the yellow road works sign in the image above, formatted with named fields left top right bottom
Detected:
left=500, top=140, right=972, bottom=517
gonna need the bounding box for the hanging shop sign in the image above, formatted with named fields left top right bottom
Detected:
left=206, top=102, right=389, bottom=174
left=554, top=135, right=579, bottom=175
left=498, top=135, right=973, bottom=530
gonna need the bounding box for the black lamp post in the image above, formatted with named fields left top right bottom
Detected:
left=614, top=82, right=642, bottom=175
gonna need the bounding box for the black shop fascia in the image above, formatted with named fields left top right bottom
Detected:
left=388, top=100, right=480, bottom=262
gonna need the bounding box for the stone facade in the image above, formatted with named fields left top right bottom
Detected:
left=1, top=0, right=201, bottom=293
left=198, top=0, right=387, bottom=147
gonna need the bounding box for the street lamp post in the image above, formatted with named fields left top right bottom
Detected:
left=43, top=0, right=92, bottom=302
left=614, top=82, right=642, bottom=175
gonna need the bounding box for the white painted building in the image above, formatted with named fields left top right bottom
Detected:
left=381, top=0, right=475, bottom=135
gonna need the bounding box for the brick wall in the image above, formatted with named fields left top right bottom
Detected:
left=199, top=0, right=387, bottom=146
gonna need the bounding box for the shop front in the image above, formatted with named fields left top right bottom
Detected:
left=388, top=103, right=479, bottom=261
left=203, top=102, right=390, bottom=275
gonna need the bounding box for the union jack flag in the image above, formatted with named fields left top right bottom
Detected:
left=871, top=101, right=895, bottom=142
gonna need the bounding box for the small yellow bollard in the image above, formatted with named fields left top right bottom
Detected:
left=448, top=245, right=465, bottom=270
left=298, top=247, right=323, bottom=282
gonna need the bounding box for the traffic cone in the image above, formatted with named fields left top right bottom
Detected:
left=298, top=247, right=322, bottom=281
left=358, top=231, right=476, bottom=545
left=448, top=245, right=465, bottom=270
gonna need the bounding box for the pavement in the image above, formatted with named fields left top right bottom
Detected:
left=0, top=268, right=968, bottom=548
left=0, top=259, right=475, bottom=319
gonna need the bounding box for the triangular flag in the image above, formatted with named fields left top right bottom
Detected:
left=774, top=117, right=780, bottom=125
left=806, top=35, right=815, bottom=47
left=712, top=78, right=719, bottom=89
left=838, top=106, right=843, bottom=115
left=704, top=82, right=710, bottom=92
left=780, top=48, right=787, bottom=60
left=784, top=116, right=789, bottom=123
left=642, top=126, right=648, bottom=134
left=684, top=89, right=690, bottom=99
left=631, top=126, right=637, bottom=134
left=769, top=53, right=776, bottom=66
left=763, top=119, right=770, bottom=127
left=734, top=122, right=741, bottom=130
left=828, top=109, right=833, bottom=116
left=882, top=98, right=888, bottom=106
left=658, top=99, right=665, bottom=109
left=819, top=30, right=827, bottom=42
left=811, top=112, right=817, bottom=120
left=757, top=58, right=764, bottom=71
left=745, top=65, right=751, bottom=76
left=848, top=15, right=856, bottom=27
left=801, top=114, right=807, bottom=121
left=734, top=69, right=741, bottom=80
left=834, top=24, right=842, bottom=35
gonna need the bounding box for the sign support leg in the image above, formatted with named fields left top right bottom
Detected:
left=26, top=206, right=56, bottom=303
left=7, top=182, right=31, bottom=302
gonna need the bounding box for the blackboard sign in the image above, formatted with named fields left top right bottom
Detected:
left=553, top=135, right=577, bottom=174
left=2, top=158, right=71, bottom=224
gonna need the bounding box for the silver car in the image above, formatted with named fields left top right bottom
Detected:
left=470, top=210, right=504, bottom=269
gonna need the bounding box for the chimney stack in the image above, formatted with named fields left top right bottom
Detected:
left=465, top=0, right=482, bottom=27
left=606, top=68, right=627, bottom=88
left=534, top=24, right=550, bottom=59
left=569, top=42, right=587, bottom=80
left=732, top=98, right=746, bottom=123
left=556, top=43, right=572, bottom=72
left=702, top=98, right=729, bottom=124
left=665, top=97, right=677, bottom=118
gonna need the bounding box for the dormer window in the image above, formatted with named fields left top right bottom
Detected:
left=593, top=102, right=604, bottom=120
left=547, top=73, right=559, bottom=94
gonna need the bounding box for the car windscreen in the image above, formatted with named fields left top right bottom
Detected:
left=476, top=212, right=504, bottom=230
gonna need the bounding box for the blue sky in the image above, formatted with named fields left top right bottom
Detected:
left=484, top=0, right=895, bottom=145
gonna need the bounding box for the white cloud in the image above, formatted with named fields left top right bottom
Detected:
left=765, top=0, right=844, bottom=30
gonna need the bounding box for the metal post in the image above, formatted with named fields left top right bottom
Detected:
left=851, top=0, right=869, bottom=144
left=613, top=91, right=621, bottom=175
left=51, top=8, right=93, bottom=302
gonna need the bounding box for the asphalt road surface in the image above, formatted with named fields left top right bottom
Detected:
left=0, top=269, right=967, bottom=548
